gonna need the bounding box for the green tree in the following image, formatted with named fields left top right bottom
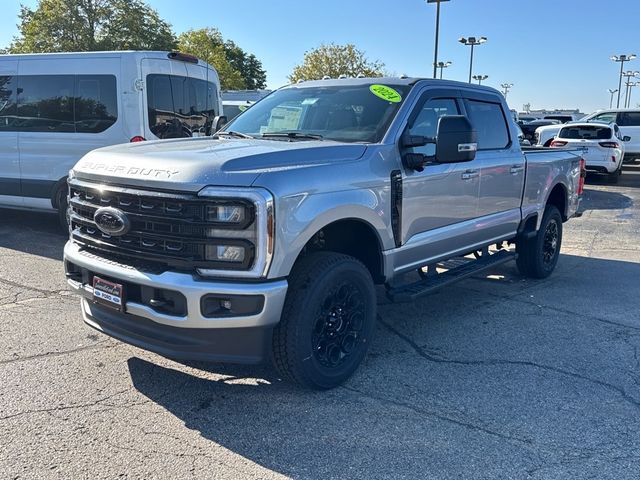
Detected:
left=177, top=28, right=245, bottom=90
left=7, top=0, right=175, bottom=53
left=224, top=40, right=267, bottom=90
left=288, top=43, right=385, bottom=83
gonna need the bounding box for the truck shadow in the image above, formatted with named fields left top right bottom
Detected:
left=126, top=253, right=640, bottom=479
left=0, top=209, right=66, bottom=261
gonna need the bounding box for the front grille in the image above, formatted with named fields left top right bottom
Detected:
left=68, top=180, right=255, bottom=270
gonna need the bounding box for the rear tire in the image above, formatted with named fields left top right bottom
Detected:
left=608, top=164, right=622, bottom=184
left=272, top=252, right=376, bottom=390
left=516, top=205, right=563, bottom=279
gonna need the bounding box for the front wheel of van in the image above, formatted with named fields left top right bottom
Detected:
left=272, top=252, right=376, bottom=390
left=56, top=187, right=69, bottom=230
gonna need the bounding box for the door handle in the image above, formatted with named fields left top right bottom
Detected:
left=461, top=170, right=479, bottom=180
left=510, top=165, right=525, bottom=174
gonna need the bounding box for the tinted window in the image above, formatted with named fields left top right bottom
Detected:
left=147, top=74, right=219, bottom=139
left=226, top=84, right=410, bottom=143
left=465, top=100, right=510, bottom=149
left=408, top=97, right=459, bottom=156
left=559, top=125, right=611, bottom=140
left=17, top=75, right=75, bottom=132
left=591, top=112, right=617, bottom=123
left=617, top=111, right=640, bottom=126
left=74, top=75, right=117, bottom=133
left=0, top=76, right=17, bottom=131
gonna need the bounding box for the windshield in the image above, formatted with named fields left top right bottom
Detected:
left=225, top=83, right=410, bottom=143
left=559, top=125, right=611, bottom=140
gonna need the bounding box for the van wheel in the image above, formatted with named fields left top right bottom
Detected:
left=272, top=252, right=376, bottom=389
left=516, top=205, right=563, bottom=279
left=56, top=186, right=70, bottom=230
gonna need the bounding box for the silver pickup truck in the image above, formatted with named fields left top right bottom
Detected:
left=63, top=77, right=585, bottom=389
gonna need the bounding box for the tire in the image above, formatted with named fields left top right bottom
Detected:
left=608, top=163, right=622, bottom=184
left=516, top=205, right=563, bottom=279
left=272, top=252, right=376, bottom=389
left=56, top=186, right=70, bottom=230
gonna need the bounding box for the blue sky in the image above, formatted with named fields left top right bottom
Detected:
left=2, top=0, right=640, bottom=113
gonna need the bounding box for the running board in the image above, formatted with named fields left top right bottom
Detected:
left=386, top=250, right=516, bottom=303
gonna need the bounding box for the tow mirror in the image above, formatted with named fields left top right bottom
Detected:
left=435, top=116, right=478, bottom=163
left=623, top=135, right=631, bottom=142
left=400, top=133, right=434, bottom=149
left=212, top=115, right=228, bottom=133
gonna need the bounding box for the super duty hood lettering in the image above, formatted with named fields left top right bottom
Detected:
left=79, top=162, right=179, bottom=179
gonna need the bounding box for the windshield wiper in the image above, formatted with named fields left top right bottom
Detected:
left=261, top=132, right=324, bottom=141
left=215, top=131, right=255, bottom=139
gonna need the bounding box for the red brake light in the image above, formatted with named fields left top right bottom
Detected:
left=599, top=141, right=619, bottom=148
left=577, top=158, right=586, bottom=195
left=130, top=136, right=146, bottom=142
left=550, top=140, right=567, bottom=147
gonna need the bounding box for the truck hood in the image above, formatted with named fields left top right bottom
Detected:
left=72, top=137, right=368, bottom=192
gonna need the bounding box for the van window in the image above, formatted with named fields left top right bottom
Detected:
left=17, top=75, right=75, bottom=132
left=590, top=112, right=616, bottom=123
left=617, top=111, right=640, bottom=127
left=464, top=100, right=510, bottom=149
left=0, top=76, right=17, bottom=130
left=146, top=74, right=219, bottom=139
left=74, top=75, right=118, bottom=133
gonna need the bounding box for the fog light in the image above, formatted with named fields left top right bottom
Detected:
left=205, top=245, right=245, bottom=262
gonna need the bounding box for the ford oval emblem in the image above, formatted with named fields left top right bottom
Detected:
left=93, top=207, right=130, bottom=236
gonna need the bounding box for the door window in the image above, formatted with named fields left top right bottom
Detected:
left=464, top=100, right=510, bottom=150
left=617, top=111, right=640, bottom=126
left=407, top=98, right=459, bottom=156
left=74, top=75, right=118, bottom=133
left=17, top=75, right=75, bottom=132
left=0, top=76, right=17, bottom=131
left=590, top=112, right=617, bottom=123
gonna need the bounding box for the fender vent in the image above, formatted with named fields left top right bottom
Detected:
left=390, top=170, right=402, bottom=248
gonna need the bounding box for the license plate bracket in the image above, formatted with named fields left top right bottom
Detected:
left=92, top=276, right=124, bottom=312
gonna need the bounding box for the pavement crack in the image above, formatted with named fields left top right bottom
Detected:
left=0, top=341, right=115, bottom=366
left=377, top=315, right=640, bottom=412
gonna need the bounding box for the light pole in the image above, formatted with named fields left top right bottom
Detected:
left=435, top=61, right=452, bottom=79
left=623, top=71, right=640, bottom=107
left=626, top=82, right=638, bottom=108
left=608, top=88, right=619, bottom=108
left=611, top=54, right=636, bottom=108
left=501, top=83, right=514, bottom=98
left=472, top=74, right=488, bottom=85
left=427, top=0, right=451, bottom=79
left=459, top=36, right=487, bottom=83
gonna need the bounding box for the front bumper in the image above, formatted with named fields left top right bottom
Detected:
left=64, top=241, right=288, bottom=363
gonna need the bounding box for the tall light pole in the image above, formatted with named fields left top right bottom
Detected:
left=608, top=88, right=619, bottom=108
left=501, top=83, right=514, bottom=98
left=435, top=61, right=452, bottom=79
left=472, top=74, right=488, bottom=85
left=623, top=71, right=640, bottom=107
left=459, top=36, right=487, bottom=83
left=427, top=0, right=450, bottom=79
left=611, top=54, right=636, bottom=108
left=626, top=82, right=638, bottom=108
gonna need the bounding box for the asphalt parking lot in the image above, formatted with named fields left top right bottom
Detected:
left=1, top=166, right=640, bottom=480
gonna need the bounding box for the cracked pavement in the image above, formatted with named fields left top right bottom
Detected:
left=1, top=165, right=640, bottom=479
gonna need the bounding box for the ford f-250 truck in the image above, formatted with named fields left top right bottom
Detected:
left=63, top=77, right=585, bottom=389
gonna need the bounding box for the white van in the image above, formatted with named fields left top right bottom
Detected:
left=0, top=51, right=223, bottom=223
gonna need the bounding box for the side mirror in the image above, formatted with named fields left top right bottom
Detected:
left=400, top=133, right=434, bottom=148
left=623, top=135, right=631, bottom=142
left=435, top=116, right=478, bottom=163
left=212, top=115, right=228, bottom=133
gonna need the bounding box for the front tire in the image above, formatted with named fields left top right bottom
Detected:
left=56, top=186, right=70, bottom=230
left=516, top=205, right=563, bottom=279
left=272, top=252, right=376, bottom=389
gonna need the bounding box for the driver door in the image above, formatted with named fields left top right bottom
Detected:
left=395, top=89, right=480, bottom=270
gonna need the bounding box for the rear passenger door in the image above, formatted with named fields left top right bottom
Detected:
left=0, top=61, right=20, bottom=206
left=463, top=94, right=524, bottom=238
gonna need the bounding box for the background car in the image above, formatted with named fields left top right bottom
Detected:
left=520, top=119, right=560, bottom=143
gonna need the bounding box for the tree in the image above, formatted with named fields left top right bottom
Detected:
left=177, top=28, right=245, bottom=90
left=288, top=43, right=385, bottom=83
left=224, top=40, right=267, bottom=90
left=7, top=0, right=176, bottom=53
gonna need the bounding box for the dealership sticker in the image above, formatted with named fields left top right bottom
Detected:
left=370, top=84, right=402, bottom=103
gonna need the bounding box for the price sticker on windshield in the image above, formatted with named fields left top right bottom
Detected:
left=370, top=84, right=402, bottom=103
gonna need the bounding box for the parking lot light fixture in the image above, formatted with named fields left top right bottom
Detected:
left=427, top=0, right=451, bottom=79
left=472, top=74, right=488, bottom=85
left=459, top=36, right=487, bottom=83
left=626, top=82, right=639, bottom=109
left=608, top=88, right=619, bottom=109
left=435, top=61, right=452, bottom=79
left=622, top=71, right=640, bottom=108
left=611, top=54, right=637, bottom=108
left=500, top=83, right=514, bottom=98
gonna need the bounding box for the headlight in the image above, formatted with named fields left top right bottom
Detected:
left=197, top=187, right=274, bottom=279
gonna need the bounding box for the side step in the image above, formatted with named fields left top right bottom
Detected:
left=386, top=249, right=516, bottom=303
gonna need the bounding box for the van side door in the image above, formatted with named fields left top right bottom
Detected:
left=393, top=88, right=481, bottom=272
left=462, top=92, right=524, bottom=240
left=0, top=61, right=20, bottom=206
